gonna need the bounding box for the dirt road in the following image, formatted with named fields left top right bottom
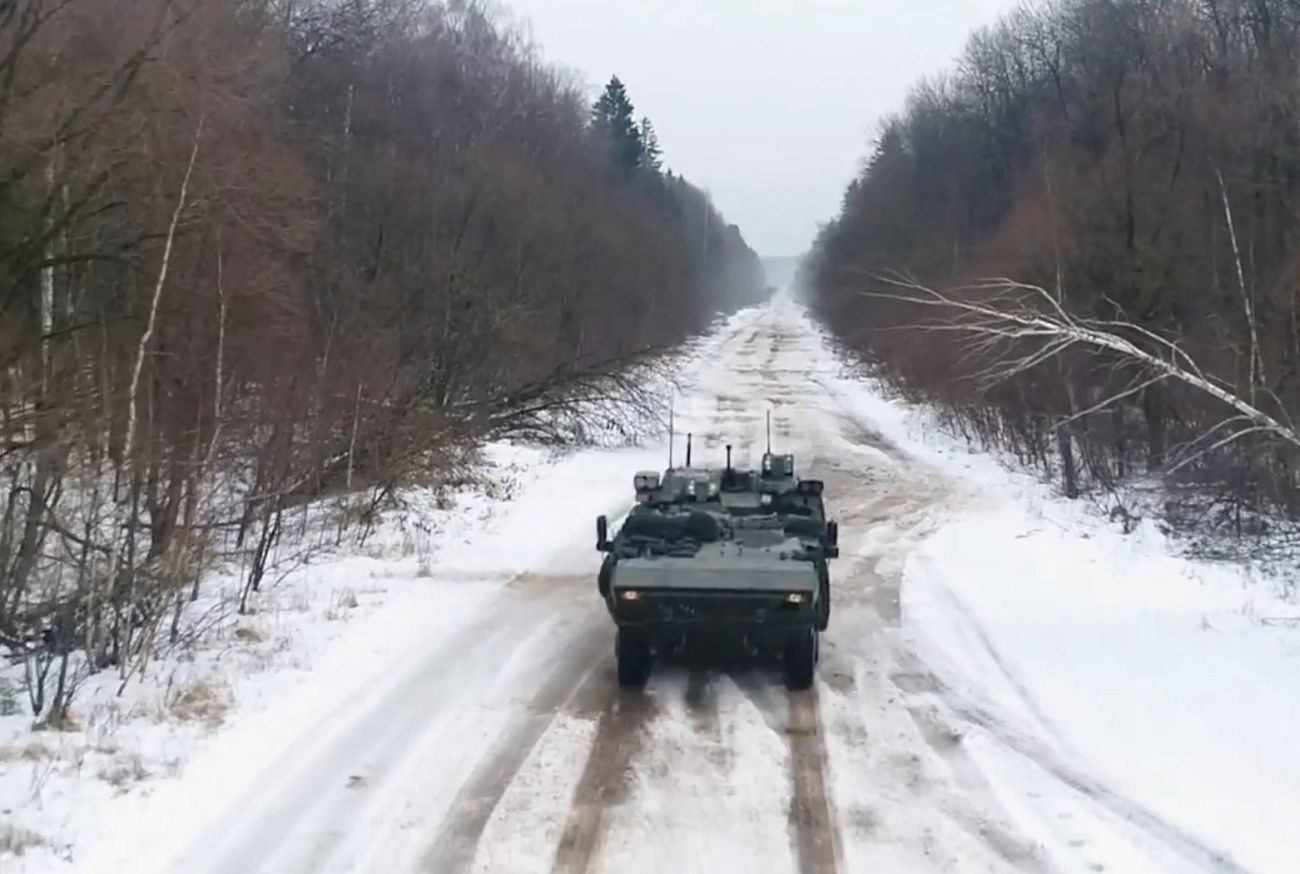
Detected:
left=145, top=300, right=1243, bottom=874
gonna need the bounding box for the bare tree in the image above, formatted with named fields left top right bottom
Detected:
left=805, top=0, right=1300, bottom=538
left=0, top=0, right=764, bottom=721
left=868, top=275, right=1300, bottom=467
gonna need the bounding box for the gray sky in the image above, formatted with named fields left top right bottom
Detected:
left=503, top=0, right=1019, bottom=257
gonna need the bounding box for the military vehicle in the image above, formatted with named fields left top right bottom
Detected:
left=595, top=435, right=839, bottom=690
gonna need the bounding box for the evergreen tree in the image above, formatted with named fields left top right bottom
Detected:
left=591, top=76, right=644, bottom=173
left=639, top=117, right=662, bottom=174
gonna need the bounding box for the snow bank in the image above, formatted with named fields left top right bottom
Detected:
left=0, top=304, right=743, bottom=872
left=0, top=463, right=514, bottom=871
left=795, top=296, right=1300, bottom=873
left=0, top=447, right=634, bottom=871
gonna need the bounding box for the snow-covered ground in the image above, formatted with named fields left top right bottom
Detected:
left=850, top=376, right=1300, bottom=874
left=3, top=293, right=1298, bottom=873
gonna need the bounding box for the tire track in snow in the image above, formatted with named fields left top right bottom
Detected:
left=550, top=687, right=659, bottom=873
left=683, top=667, right=730, bottom=769
left=875, top=660, right=1051, bottom=873
left=423, top=623, right=607, bottom=873
left=927, top=577, right=1067, bottom=745
left=902, top=555, right=1249, bottom=872
left=733, top=673, right=844, bottom=874
left=180, top=584, right=564, bottom=874
left=962, top=704, right=1250, bottom=873
left=894, top=651, right=1251, bottom=874
left=786, top=689, right=844, bottom=874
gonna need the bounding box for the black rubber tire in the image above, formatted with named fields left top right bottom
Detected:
left=784, top=628, right=818, bottom=690
left=616, top=628, right=651, bottom=688
left=814, top=566, right=831, bottom=632
left=597, top=556, right=613, bottom=598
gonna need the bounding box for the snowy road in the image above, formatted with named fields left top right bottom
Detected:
left=76, top=298, right=1278, bottom=874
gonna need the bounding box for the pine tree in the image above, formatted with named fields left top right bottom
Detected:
left=591, top=76, right=644, bottom=174
left=639, top=117, right=662, bottom=174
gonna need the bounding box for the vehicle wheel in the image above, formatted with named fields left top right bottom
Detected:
left=785, top=628, right=817, bottom=690
left=597, top=557, right=613, bottom=598
left=616, top=628, right=651, bottom=688
left=814, top=567, right=831, bottom=632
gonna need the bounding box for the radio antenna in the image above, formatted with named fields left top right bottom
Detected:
left=668, top=400, right=675, bottom=468
left=766, top=410, right=772, bottom=454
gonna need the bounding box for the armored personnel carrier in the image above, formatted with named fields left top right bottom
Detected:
left=595, top=440, right=839, bottom=690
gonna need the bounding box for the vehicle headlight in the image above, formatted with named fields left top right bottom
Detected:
left=620, top=590, right=642, bottom=602
left=785, top=592, right=805, bottom=604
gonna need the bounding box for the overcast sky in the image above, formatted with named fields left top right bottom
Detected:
left=502, top=0, right=1019, bottom=256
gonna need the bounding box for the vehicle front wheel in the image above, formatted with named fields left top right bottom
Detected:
left=616, top=628, right=651, bottom=688
left=784, top=628, right=818, bottom=690
left=815, top=567, right=831, bottom=632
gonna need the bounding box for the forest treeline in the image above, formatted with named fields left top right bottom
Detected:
left=807, top=0, right=1300, bottom=543
left=0, top=0, right=762, bottom=722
